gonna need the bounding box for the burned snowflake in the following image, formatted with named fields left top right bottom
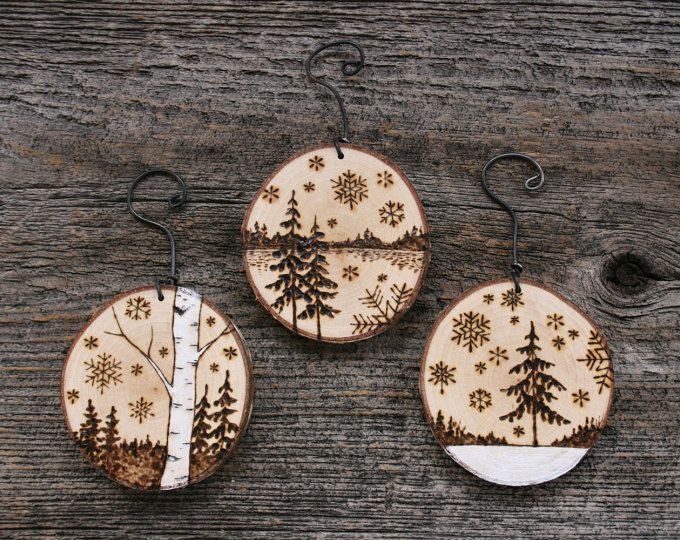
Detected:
left=509, top=316, right=520, bottom=326
left=125, top=296, right=151, bottom=320
left=327, top=218, right=338, bottom=229
left=376, top=170, right=394, bottom=188
left=429, top=360, right=456, bottom=395
left=308, top=155, right=324, bottom=171
left=474, top=361, right=487, bottom=374
left=552, top=336, right=566, bottom=351
left=262, top=185, right=280, bottom=203
left=85, top=352, right=122, bottom=394
left=158, top=347, right=169, bottom=358
left=379, top=201, right=405, bottom=227
left=223, top=346, right=238, bottom=360
left=131, top=363, right=143, bottom=376
left=547, top=313, right=564, bottom=330
left=206, top=316, right=216, bottom=327
left=501, top=289, right=524, bottom=311
left=342, top=265, right=359, bottom=281
left=129, top=397, right=154, bottom=424
left=66, top=389, right=80, bottom=404
left=209, top=362, right=219, bottom=373
left=488, top=346, right=508, bottom=366
left=377, top=273, right=388, bottom=282
left=513, top=426, right=525, bottom=438
left=469, top=388, right=492, bottom=412
left=568, top=329, right=580, bottom=340
left=572, top=389, right=590, bottom=407
left=332, top=170, right=368, bottom=210
left=451, top=311, right=490, bottom=352
left=483, top=294, right=494, bottom=305
left=83, top=336, right=98, bottom=350
left=303, top=181, right=315, bottom=192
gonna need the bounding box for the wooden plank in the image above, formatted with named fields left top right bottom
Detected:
left=0, top=1, right=678, bottom=537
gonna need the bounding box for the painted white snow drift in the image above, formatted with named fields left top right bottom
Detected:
left=445, top=445, right=589, bottom=486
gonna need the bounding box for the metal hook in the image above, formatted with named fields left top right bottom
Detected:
left=305, top=40, right=365, bottom=159
left=127, top=169, right=188, bottom=301
left=481, top=153, right=545, bottom=293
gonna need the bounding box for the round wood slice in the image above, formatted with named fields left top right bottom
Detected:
left=420, top=279, right=614, bottom=486
left=61, top=285, right=253, bottom=490
left=242, top=144, right=430, bottom=342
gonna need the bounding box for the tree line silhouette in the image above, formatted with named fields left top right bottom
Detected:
left=73, top=370, right=239, bottom=489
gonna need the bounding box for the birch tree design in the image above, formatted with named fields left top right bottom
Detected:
left=61, top=286, right=253, bottom=490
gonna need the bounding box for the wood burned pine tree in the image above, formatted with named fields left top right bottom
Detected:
left=298, top=216, right=340, bottom=339
left=99, top=406, right=121, bottom=470
left=105, top=288, right=235, bottom=489
left=208, top=370, right=239, bottom=457
left=78, top=399, right=102, bottom=465
left=266, top=190, right=311, bottom=332
left=191, top=385, right=212, bottom=457
left=499, top=321, right=570, bottom=446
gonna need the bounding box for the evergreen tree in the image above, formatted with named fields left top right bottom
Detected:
left=207, top=370, right=239, bottom=455
left=266, top=190, right=311, bottom=331
left=191, top=384, right=212, bottom=456
left=298, top=216, right=340, bottom=339
left=499, top=321, right=570, bottom=446
left=77, top=399, right=102, bottom=464
left=99, top=406, right=121, bottom=469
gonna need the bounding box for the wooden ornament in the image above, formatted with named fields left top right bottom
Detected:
left=61, top=285, right=253, bottom=490
left=242, top=144, right=430, bottom=342
left=420, top=279, right=614, bottom=486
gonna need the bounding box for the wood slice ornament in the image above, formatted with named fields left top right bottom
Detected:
left=420, top=154, right=614, bottom=486
left=243, top=144, right=429, bottom=342
left=242, top=41, right=430, bottom=342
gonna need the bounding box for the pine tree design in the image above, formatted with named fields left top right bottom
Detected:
left=98, top=406, right=121, bottom=469
left=266, top=190, right=311, bottom=332
left=78, top=399, right=102, bottom=465
left=191, top=385, right=212, bottom=457
left=499, top=321, right=571, bottom=446
left=297, top=216, right=340, bottom=339
left=351, top=283, right=413, bottom=335
left=577, top=330, right=613, bottom=394
left=207, top=371, right=239, bottom=456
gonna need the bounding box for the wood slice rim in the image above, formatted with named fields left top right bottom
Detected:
left=241, top=143, right=431, bottom=343
left=61, top=285, right=254, bottom=490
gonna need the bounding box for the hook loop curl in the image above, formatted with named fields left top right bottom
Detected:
left=481, top=153, right=545, bottom=293
left=127, top=168, right=188, bottom=300
left=305, top=40, right=365, bottom=159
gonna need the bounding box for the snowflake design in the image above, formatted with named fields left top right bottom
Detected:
left=379, top=200, right=405, bottom=227
left=552, top=336, right=566, bottom=350
left=578, top=331, right=613, bottom=394
left=332, top=170, right=368, bottom=210
left=377, top=273, right=388, bottom=282
left=568, top=329, right=580, bottom=340
left=488, top=346, right=508, bottom=366
left=428, top=361, right=456, bottom=395
left=513, top=426, right=525, bottom=438
left=262, top=186, right=280, bottom=203
left=66, top=389, right=79, bottom=404
left=158, top=347, right=169, bottom=358
left=509, top=316, right=520, bottom=325
left=376, top=170, right=394, bottom=188
left=547, top=313, right=564, bottom=330
left=125, top=296, right=151, bottom=320
left=342, top=265, right=359, bottom=281
left=129, top=397, right=155, bottom=424
left=303, top=181, right=315, bottom=192
left=308, top=155, right=324, bottom=171
left=469, top=388, right=492, bottom=412
left=223, top=346, right=238, bottom=360
left=501, top=289, right=524, bottom=311
left=209, top=362, right=220, bottom=373
left=83, top=336, right=98, bottom=350
left=451, top=311, right=490, bottom=352
left=572, top=389, right=590, bottom=407
left=206, top=316, right=216, bottom=327
left=483, top=294, right=494, bottom=305
left=474, top=362, right=487, bottom=374
left=131, top=363, right=143, bottom=376
left=327, top=218, right=337, bottom=229
left=85, top=353, right=122, bottom=394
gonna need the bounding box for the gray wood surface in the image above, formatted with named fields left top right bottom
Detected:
left=1, top=1, right=678, bottom=538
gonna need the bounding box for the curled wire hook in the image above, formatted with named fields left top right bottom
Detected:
left=127, top=169, right=188, bottom=300
left=481, top=153, right=545, bottom=293
left=305, top=40, right=365, bottom=159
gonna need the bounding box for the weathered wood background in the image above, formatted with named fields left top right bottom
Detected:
left=1, top=2, right=678, bottom=538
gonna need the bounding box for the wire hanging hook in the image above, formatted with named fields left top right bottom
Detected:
left=127, top=168, right=188, bottom=301
left=305, top=39, right=365, bottom=159
left=481, top=153, right=545, bottom=293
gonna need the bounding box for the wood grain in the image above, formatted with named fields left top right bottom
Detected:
left=0, top=1, right=678, bottom=537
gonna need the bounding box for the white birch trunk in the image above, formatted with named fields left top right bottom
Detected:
left=159, top=286, right=202, bottom=490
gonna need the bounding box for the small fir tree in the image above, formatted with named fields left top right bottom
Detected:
left=99, top=406, right=121, bottom=469
left=77, top=399, right=102, bottom=464
left=191, top=384, right=212, bottom=456
left=207, top=370, right=239, bottom=456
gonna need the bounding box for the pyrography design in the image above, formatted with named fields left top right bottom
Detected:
left=125, top=296, right=151, bottom=320
left=332, top=170, right=368, bottom=210
left=578, top=331, right=613, bottom=394
left=451, top=311, right=490, bottom=352
left=379, top=200, right=406, bottom=227
left=501, top=289, right=524, bottom=311
left=85, top=353, right=122, bottom=395
left=429, top=360, right=456, bottom=395
left=469, top=388, right=492, bottom=412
